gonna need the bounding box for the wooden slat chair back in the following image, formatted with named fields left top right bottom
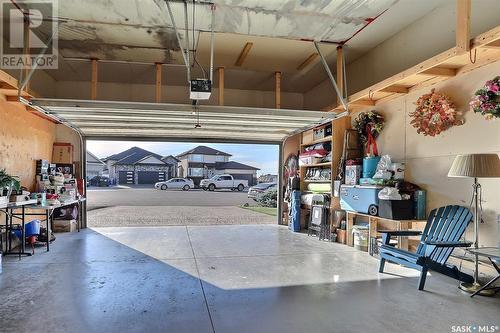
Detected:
left=379, top=205, right=474, bottom=290
left=416, top=205, right=473, bottom=264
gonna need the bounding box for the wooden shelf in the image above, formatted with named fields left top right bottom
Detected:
left=323, top=25, right=500, bottom=112
left=300, top=136, right=332, bottom=147
left=300, top=162, right=331, bottom=168
left=303, top=179, right=331, bottom=183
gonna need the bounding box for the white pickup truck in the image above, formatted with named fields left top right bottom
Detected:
left=200, top=174, right=248, bottom=192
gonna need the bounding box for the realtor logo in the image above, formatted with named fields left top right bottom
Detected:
left=0, top=0, right=58, bottom=69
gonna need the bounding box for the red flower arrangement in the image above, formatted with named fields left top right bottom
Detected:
left=409, top=89, right=464, bottom=136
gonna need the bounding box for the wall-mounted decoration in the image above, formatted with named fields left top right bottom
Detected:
left=409, top=89, right=464, bottom=136
left=353, top=111, right=384, bottom=156
left=470, top=76, right=500, bottom=120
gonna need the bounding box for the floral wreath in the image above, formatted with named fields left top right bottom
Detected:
left=469, top=76, right=500, bottom=120
left=409, top=89, right=464, bottom=136
left=353, top=111, right=384, bottom=155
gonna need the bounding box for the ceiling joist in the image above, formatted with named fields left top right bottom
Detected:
left=296, top=53, right=319, bottom=71
left=234, top=42, right=253, bottom=67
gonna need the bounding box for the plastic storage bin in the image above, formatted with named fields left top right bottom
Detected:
left=352, top=225, right=369, bottom=251
left=362, top=156, right=381, bottom=178
left=379, top=200, right=414, bottom=220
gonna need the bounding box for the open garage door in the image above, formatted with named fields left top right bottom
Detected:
left=23, top=99, right=339, bottom=143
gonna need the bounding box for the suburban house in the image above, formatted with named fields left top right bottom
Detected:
left=176, top=146, right=259, bottom=187
left=86, top=151, right=106, bottom=180
left=103, top=147, right=177, bottom=185
left=257, top=174, right=278, bottom=183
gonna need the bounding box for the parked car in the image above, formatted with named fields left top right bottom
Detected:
left=200, top=174, right=248, bottom=191
left=248, top=182, right=277, bottom=200
left=88, top=176, right=109, bottom=187
left=155, top=178, right=194, bottom=191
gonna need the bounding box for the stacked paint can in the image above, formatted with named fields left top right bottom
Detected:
left=414, top=190, right=426, bottom=220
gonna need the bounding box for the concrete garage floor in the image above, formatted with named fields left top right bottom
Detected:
left=1, top=225, right=498, bottom=333
left=87, top=187, right=276, bottom=227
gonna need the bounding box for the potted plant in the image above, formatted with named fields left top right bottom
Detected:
left=0, top=169, right=21, bottom=206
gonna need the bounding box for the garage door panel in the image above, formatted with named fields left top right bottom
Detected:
left=138, top=171, right=166, bottom=184
left=118, top=171, right=134, bottom=185
left=27, top=99, right=339, bottom=143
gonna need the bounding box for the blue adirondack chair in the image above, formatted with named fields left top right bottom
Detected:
left=378, top=205, right=474, bottom=290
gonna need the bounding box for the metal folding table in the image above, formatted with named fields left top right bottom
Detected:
left=468, top=247, right=500, bottom=297
left=1, top=199, right=38, bottom=258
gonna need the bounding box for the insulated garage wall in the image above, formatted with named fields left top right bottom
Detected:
left=0, top=100, right=56, bottom=190
left=351, top=60, right=500, bottom=247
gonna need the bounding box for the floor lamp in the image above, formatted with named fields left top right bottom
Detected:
left=448, top=153, right=500, bottom=295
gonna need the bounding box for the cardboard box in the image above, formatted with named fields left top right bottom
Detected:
left=345, top=165, right=362, bottom=185
left=53, top=219, right=77, bottom=233
left=52, top=143, right=74, bottom=164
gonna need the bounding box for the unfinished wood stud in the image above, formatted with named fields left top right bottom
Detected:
left=218, top=67, right=225, bottom=106
left=91, top=59, right=98, bottom=100
left=456, top=0, right=471, bottom=53
left=155, top=63, right=162, bottom=103
left=275, top=71, right=281, bottom=109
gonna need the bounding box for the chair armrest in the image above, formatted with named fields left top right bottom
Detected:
left=424, top=241, right=472, bottom=248
left=379, top=230, right=422, bottom=237
left=423, top=241, right=472, bottom=257
left=379, top=230, right=422, bottom=245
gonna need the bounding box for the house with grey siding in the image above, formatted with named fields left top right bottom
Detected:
left=103, top=147, right=176, bottom=185
left=86, top=151, right=106, bottom=180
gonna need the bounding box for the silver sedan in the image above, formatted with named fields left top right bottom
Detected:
left=155, top=178, right=194, bottom=191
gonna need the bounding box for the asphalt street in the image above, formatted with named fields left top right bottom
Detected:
left=87, top=186, right=255, bottom=210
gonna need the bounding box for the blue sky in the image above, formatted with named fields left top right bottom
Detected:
left=87, top=141, right=279, bottom=176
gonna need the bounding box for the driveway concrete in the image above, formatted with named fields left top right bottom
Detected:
left=88, top=206, right=275, bottom=227
left=86, top=187, right=276, bottom=227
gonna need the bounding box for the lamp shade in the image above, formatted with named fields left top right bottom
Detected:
left=448, top=154, right=500, bottom=178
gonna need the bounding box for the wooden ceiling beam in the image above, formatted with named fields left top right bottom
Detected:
left=419, top=67, right=457, bottom=77
left=380, top=85, right=409, bottom=94
left=482, top=40, right=500, bottom=49
left=234, top=42, right=253, bottom=67
left=456, top=0, right=471, bottom=54
left=91, top=59, right=98, bottom=100
left=349, top=99, right=375, bottom=106
left=297, top=53, right=319, bottom=71
left=275, top=71, right=281, bottom=109
left=218, top=67, right=225, bottom=106
left=155, top=63, right=162, bottom=103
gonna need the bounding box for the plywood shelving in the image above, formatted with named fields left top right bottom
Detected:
left=299, top=116, right=350, bottom=210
